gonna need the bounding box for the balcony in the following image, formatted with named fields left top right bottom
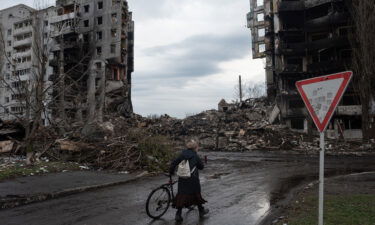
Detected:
left=13, top=26, right=32, bottom=36
left=50, top=42, right=78, bottom=52
left=13, top=38, right=32, bottom=48
left=276, top=41, right=305, bottom=55
left=278, top=1, right=304, bottom=12
left=277, top=36, right=349, bottom=55
left=13, top=51, right=31, bottom=59
left=286, top=108, right=306, bottom=117
left=336, top=105, right=362, bottom=116
left=282, top=64, right=303, bottom=73
left=305, top=36, right=349, bottom=52
left=15, top=62, right=33, bottom=71
left=246, top=12, right=253, bottom=28
left=50, top=12, right=76, bottom=24
left=56, top=0, right=76, bottom=6
left=50, top=26, right=76, bottom=37
left=121, top=31, right=127, bottom=39
left=305, top=0, right=337, bottom=9
left=305, top=12, right=349, bottom=32
left=307, top=60, right=347, bottom=73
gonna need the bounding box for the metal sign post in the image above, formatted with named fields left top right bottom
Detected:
left=296, top=71, right=353, bottom=225
left=319, top=132, right=325, bottom=225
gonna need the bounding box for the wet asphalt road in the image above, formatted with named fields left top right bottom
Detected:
left=1, top=151, right=375, bottom=225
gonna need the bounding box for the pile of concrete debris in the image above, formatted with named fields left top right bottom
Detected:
left=137, top=97, right=372, bottom=154
left=140, top=98, right=307, bottom=151
left=0, top=97, right=373, bottom=171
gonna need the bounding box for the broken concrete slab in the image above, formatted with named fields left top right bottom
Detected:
left=0, top=141, right=14, bottom=153
left=269, top=105, right=280, bottom=124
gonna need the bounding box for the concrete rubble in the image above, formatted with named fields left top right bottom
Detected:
left=0, top=97, right=374, bottom=172
left=139, top=98, right=372, bottom=154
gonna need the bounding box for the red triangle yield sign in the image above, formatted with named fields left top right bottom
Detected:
left=296, top=71, right=353, bottom=133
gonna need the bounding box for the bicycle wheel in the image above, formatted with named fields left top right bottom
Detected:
left=146, top=186, right=171, bottom=219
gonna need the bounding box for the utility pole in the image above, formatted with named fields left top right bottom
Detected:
left=239, top=75, right=243, bottom=103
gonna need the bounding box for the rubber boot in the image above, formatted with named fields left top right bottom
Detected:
left=198, top=205, right=209, bottom=218
left=175, top=208, right=183, bottom=222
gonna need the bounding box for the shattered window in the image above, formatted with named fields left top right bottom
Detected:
left=258, top=28, right=265, bottom=37
left=96, top=46, right=102, bottom=55
left=291, top=119, right=304, bottom=130
left=84, top=20, right=89, bottom=27
left=83, top=33, right=89, bottom=42
left=111, top=44, right=116, bottom=53
left=97, top=17, right=103, bottom=25
left=98, top=1, right=103, bottom=9
left=112, top=13, right=118, bottom=23
left=111, top=29, right=117, bottom=38
left=84, top=5, right=89, bottom=13
left=96, top=31, right=102, bottom=40
left=257, top=13, right=264, bottom=22
left=259, top=43, right=265, bottom=52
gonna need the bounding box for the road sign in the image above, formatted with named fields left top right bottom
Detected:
left=296, top=71, right=353, bottom=132
left=296, top=71, right=353, bottom=225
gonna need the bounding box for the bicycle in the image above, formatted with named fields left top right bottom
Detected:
left=145, top=173, right=177, bottom=219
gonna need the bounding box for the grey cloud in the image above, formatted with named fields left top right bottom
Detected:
left=142, top=32, right=251, bottom=79
left=127, top=0, right=169, bottom=21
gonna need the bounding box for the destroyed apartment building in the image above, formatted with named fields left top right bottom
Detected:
left=0, top=0, right=134, bottom=125
left=247, top=0, right=374, bottom=139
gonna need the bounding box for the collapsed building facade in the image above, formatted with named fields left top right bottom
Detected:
left=247, top=0, right=372, bottom=139
left=0, top=0, right=134, bottom=125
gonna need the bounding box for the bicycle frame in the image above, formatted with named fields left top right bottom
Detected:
left=162, top=175, right=177, bottom=208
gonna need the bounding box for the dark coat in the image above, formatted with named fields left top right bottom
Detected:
left=169, top=149, right=204, bottom=195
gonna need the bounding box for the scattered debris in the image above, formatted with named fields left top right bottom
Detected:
left=0, top=141, right=14, bottom=153
left=0, top=97, right=373, bottom=173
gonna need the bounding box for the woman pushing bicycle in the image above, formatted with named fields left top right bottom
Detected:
left=169, top=139, right=209, bottom=222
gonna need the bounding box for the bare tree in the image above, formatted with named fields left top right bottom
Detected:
left=234, top=80, right=266, bottom=101
left=0, top=7, right=57, bottom=164
left=246, top=82, right=266, bottom=99
left=0, top=4, right=91, bottom=163
left=0, top=1, right=134, bottom=158
left=350, top=0, right=375, bottom=140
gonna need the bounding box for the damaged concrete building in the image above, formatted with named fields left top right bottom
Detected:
left=247, top=0, right=370, bottom=139
left=0, top=5, right=43, bottom=121
left=49, top=0, right=134, bottom=123
left=0, top=0, right=134, bottom=124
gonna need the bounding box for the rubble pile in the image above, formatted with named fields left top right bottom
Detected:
left=139, top=98, right=372, bottom=154
left=46, top=116, right=175, bottom=171
left=139, top=98, right=308, bottom=151
left=0, top=97, right=373, bottom=171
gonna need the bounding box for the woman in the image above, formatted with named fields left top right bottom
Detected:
left=169, top=139, right=209, bottom=222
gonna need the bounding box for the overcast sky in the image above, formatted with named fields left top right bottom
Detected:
left=1, top=0, right=264, bottom=118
